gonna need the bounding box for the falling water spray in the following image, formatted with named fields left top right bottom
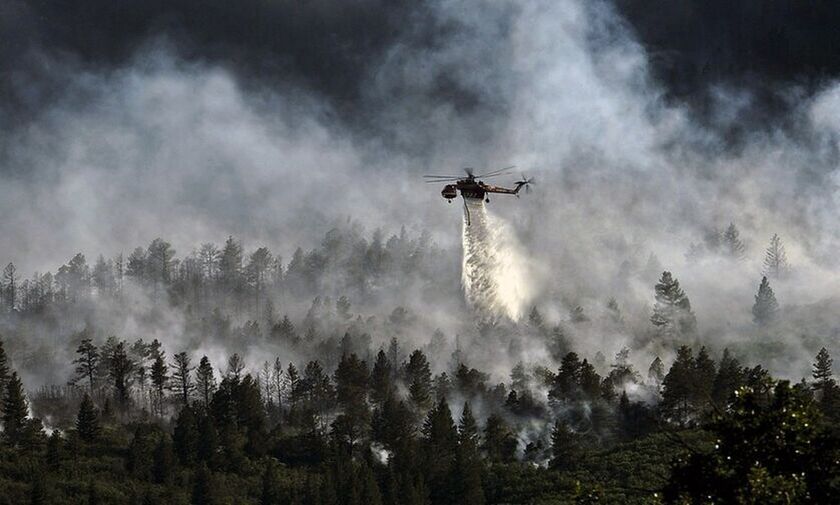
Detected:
left=461, top=199, right=535, bottom=322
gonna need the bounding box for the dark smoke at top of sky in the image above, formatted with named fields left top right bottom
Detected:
left=5, top=1, right=840, bottom=140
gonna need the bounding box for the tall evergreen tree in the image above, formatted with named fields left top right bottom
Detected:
left=150, top=341, right=168, bottom=415
left=712, top=349, right=743, bottom=406
left=370, top=349, right=393, bottom=406
left=550, top=420, right=580, bottom=471
left=722, top=223, right=746, bottom=260
left=405, top=350, right=433, bottom=410
left=196, top=356, right=217, bottom=407
left=2, top=262, right=18, bottom=311
left=660, top=346, right=696, bottom=426
left=170, top=351, right=195, bottom=406
left=107, top=340, right=134, bottom=406
left=693, top=347, right=717, bottom=409
left=173, top=406, right=199, bottom=465
left=813, top=348, right=833, bottom=390
left=752, top=276, right=779, bottom=326
left=76, top=393, right=100, bottom=442
left=0, top=339, right=10, bottom=394
left=763, top=233, right=790, bottom=279
left=651, top=271, right=696, bottom=337
left=73, top=338, right=99, bottom=391
left=648, top=356, right=665, bottom=388
left=2, top=371, right=28, bottom=446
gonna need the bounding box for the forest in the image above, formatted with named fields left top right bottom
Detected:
left=0, top=222, right=837, bottom=504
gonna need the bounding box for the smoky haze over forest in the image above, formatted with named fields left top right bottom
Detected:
left=3, top=0, right=840, bottom=385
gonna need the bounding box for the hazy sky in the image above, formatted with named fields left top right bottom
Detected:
left=2, top=0, right=840, bottom=288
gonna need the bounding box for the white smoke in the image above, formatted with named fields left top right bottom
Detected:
left=461, top=199, right=536, bottom=322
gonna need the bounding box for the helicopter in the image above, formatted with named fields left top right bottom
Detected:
left=424, top=166, right=534, bottom=225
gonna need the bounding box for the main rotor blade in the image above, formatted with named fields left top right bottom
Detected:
left=424, top=179, right=460, bottom=183
left=478, top=170, right=515, bottom=180
left=475, top=165, right=516, bottom=178
left=423, top=174, right=463, bottom=178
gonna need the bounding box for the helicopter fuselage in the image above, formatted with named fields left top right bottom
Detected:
left=441, top=178, right=524, bottom=203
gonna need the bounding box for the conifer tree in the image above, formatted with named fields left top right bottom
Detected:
left=405, top=350, right=433, bottom=409
left=651, top=271, right=696, bottom=337
left=549, top=352, right=581, bottom=403
left=752, top=276, right=779, bottom=326
left=660, top=346, right=696, bottom=426
left=150, top=344, right=168, bottom=416
left=457, top=402, right=479, bottom=448
left=482, top=414, right=516, bottom=463
left=2, top=371, right=28, bottom=446
left=722, top=223, right=746, bottom=260
left=196, top=356, right=216, bottom=407
left=170, top=351, right=195, bottom=406
left=370, top=349, right=392, bottom=406
left=76, top=393, right=100, bottom=442
left=0, top=339, right=9, bottom=394
left=192, top=464, right=216, bottom=505
left=73, top=339, right=99, bottom=392
left=550, top=420, right=580, bottom=471
left=107, top=340, right=134, bottom=406
left=813, top=348, right=833, bottom=390
left=578, top=359, right=602, bottom=401
left=693, top=347, right=716, bottom=408
left=173, top=406, right=199, bottom=465
left=712, top=349, right=743, bottom=406
left=648, top=356, right=665, bottom=388
left=763, top=233, right=790, bottom=279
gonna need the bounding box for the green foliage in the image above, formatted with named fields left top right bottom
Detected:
left=665, top=381, right=840, bottom=503
left=76, top=393, right=100, bottom=443
left=753, top=276, right=779, bottom=326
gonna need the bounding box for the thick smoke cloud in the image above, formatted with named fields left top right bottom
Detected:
left=3, top=0, right=840, bottom=382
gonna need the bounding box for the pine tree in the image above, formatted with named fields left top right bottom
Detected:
left=370, top=349, right=392, bottom=406
left=578, top=359, right=601, bottom=401
left=2, top=262, right=18, bottom=311
left=660, top=346, right=695, bottom=426
left=651, top=271, right=696, bottom=337
left=528, top=306, right=544, bottom=330
left=150, top=342, right=168, bottom=416
left=73, top=338, right=99, bottom=391
left=549, top=352, right=581, bottom=403
left=482, top=414, right=516, bottom=463
left=422, top=398, right=458, bottom=504
left=722, top=223, right=746, bottom=260
left=46, top=431, right=62, bottom=470
left=550, top=420, right=580, bottom=471
left=712, top=349, right=743, bottom=406
left=173, top=406, right=199, bottom=465
left=2, top=372, right=28, bottom=446
left=763, top=233, right=790, bottom=279
left=752, top=276, right=779, bottom=326
left=170, top=351, right=195, bottom=406
left=457, top=402, right=479, bottom=448
left=76, top=393, right=100, bottom=442
left=648, top=356, right=665, bottom=388
left=813, top=348, right=833, bottom=390
left=107, top=340, right=134, bottom=406
left=405, top=350, right=433, bottom=410
left=693, top=347, right=716, bottom=408
left=0, top=339, right=10, bottom=394
left=196, top=356, right=217, bottom=407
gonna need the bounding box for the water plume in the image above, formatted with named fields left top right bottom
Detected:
left=461, top=199, right=535, bottom=322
